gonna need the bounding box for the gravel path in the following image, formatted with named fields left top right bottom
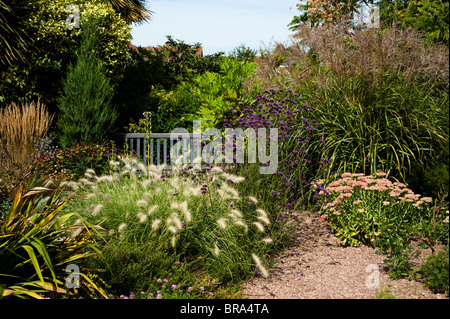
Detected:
left=241, top=213, right=448, bottom=299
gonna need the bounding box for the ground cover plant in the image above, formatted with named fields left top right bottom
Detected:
left=315, top=171, right=449, bottom=279
left=60, top=156, right=297, bottom=298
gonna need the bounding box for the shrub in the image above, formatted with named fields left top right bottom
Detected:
left=224, top=88, right=330, bottom=210
left=33, top=141, right=122, bottom=181
left=57, top=19, right=117, bottom=149
left=0, top=182, right=106, bottom=299
left=62, top=157, right=292, bottom=295
left=316, top=172, right=444, bottom=245
left=185, top=57, right=256, bottom=129
left=251, top=24, right=449, bottom=195
left=420, top=247, right=449, bottom=296
left=316, top=171, right=449, bottom=278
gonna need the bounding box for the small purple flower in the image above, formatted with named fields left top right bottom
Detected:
left=200, top=287, right=205, bottom=291
left=249, top=202, right=254, bottom=206
left=270, top=190, right=276, bottom=196
left=172, top=284, right=177, bottom=289
left=157, top=294, right=162, bottom=299
left=157, top=278, right=162, bottom=283
left=188, top=287, right=193, bottom=292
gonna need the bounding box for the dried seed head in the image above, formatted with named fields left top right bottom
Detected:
left=248, top=196, right=258, bottom=204
left=92, top=204, right=103, bottom=216
left=257, top=216, right=271, bottom=225
left=151, top=219, right=161, bottom=229
left=253, top=222, right=265, bottom=232
left=118, top=223, right=127, bottom=232
left=213, top=244, right=220, bottom=257
left=147, top=205, right=158, bottom=215
left=256, top=209, right=268, bottom=217
left=98, top=175, right=113, bottom=183
left=252, top=254, right=269, bottom=278
left=85, top=193, right=96, bottom=200
left=184, top=210, right=192, bottom=223
left=217, top=218, right=227, bottom=229
left=137, top=199, right=148, bottom=207
left=168, top=226, right=177, bottom=234
left=137, top=212, right=148, bottom=223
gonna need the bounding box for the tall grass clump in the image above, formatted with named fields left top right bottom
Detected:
left=252, top=23, right=449, bottom=197
left=62, top=157, right=288, bottom=296
left=0, top=100, right=53, bottom=199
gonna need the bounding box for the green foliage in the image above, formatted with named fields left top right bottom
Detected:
left=305, top=72, right=448, bottom=186
left=145, top=84, right=200, bottom=133
left=186, top=57, right=256, bottom=129
left=33, top=142, right=123, bottom=181
left=419, top=247, right=449, bottom=295
left=317, top=172, right=449, bottom=279
left=0, top=0, right=131, bottom=114
left=288, top=0, right=361, bottom=30
left=62, top=157, right=293, bottom=295
left=0, top=182, right=105, bottom=298
left=113, top=36, right=224, bottom=131
left=379, top=0, right=449, bottom=45
left=57, top=19, right=118, bottom=149
left=0, top=0, right=28, bottom=67
left=228, top=44, right=258, bottom=62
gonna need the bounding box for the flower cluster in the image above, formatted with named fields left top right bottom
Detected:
left=315, top=172, right=436, bottom=246
left=223, top=88, right=329, bottom=207
left=33, top=141, right=125, bottom=180
left=107, top=278, right=215, bottom=299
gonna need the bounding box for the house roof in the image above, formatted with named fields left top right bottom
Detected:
left=128, top=43, right=203, bottom=57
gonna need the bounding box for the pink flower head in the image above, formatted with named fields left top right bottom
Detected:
left=342, top=192, right=352, bottom=198
left=353, top=200, right=362, bottom=205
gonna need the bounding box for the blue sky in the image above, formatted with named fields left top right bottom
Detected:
left=130, top=0, right=300, bottom=56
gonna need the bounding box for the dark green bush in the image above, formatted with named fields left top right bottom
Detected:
left=420, top=247, right=449, bottom=295
left=57, top=19, right=118, bottom=148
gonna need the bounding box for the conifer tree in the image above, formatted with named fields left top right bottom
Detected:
left=57, top=18, right=118, bottom=149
